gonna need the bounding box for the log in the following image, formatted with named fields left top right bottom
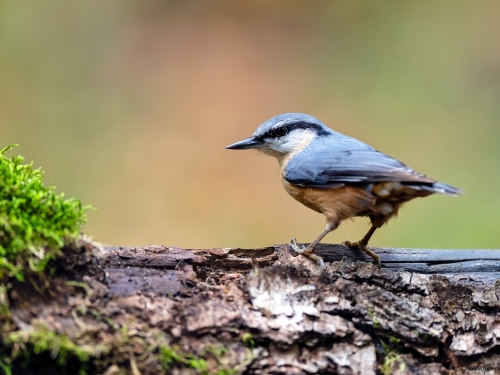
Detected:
left=5, top=242, right=500, bottom=374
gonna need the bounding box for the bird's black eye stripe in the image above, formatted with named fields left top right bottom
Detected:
left=265, top=126, right=289, bottom=139
left=255, top=120, right=330, bottom=142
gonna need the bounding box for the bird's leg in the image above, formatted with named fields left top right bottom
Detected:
left=289, top=222, right=336, bottom=268
left=342, top=225, right=381, bottom=268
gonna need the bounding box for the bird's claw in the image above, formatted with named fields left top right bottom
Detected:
left=306, top=253, right=325, bottom=269
left=341, top=239, right=381, bottom=269
left=288, top=238, right=325, bottom=269
left=341, top=239, right=358, bottom=248
left=289, top=237, right=306, bottom=253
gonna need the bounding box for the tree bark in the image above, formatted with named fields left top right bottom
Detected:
left=5, top=242, right=500, bottom=374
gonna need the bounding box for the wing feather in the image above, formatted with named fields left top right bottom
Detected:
left=284, top=144, right=435, bottom=187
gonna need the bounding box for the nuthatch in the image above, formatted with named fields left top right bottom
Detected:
left=227, top=113, right=462, bottom=268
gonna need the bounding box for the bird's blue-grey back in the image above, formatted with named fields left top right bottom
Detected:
left=281, top=117, right=462, bottom=196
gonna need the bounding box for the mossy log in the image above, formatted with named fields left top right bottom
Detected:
left=4, top=242, right=500, bottom=374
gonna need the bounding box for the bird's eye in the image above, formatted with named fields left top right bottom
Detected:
left=269, top=127, right=287, bottom=138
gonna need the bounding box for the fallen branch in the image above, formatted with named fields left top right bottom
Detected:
left=4, top=242, right=500, bottom=374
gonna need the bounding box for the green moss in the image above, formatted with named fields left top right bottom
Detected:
left=159, top=343, right=211, bottom=373
left=0, top=145, right=89, bottom=281
left=5, top=323, right=108, bottom=375
left=0, top=353, right=12, bottom=375
left=380, top=351, right=405, bottom=375
left=378, top=334, right=405, bottom=375
left=241, top=333, right=255, bottom=348
left=0, top=284, right=10, bottom=318
left=204, top=345, right=227, bottom=359
left=7, top=325, right=96, bottom=365
left=159, top=343, right=237, bottom=375
left=367, top=309, right=381, bottom=328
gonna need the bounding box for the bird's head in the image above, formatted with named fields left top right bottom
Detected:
left=226, top=113, right=331, bottom=159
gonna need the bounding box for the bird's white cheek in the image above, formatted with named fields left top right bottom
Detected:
left=269, top=141, right=291, bottom=154
left=269, top=137, right=301, bottom=153
left=272, top=131, right=316, bottom=154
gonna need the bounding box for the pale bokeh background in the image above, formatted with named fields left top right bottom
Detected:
left=1, top=1, right=499, bottom=249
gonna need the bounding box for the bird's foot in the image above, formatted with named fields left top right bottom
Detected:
left=289, top=238, right=325, bottom=269
left=341, top=239, right=359, bottom=248
left=289, top=237, right=306, bottom=252
left=341, top=240, right=381, bottom=269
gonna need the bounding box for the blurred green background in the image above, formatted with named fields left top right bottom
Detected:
left=1, top=1, right=499, bottom=250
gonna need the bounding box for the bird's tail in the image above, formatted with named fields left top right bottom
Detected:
left=405, top=182, right=464, bottom=196
left=431, top=182, right=464, bottom=196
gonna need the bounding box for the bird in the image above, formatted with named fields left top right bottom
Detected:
left=226, top=113, right=463, bottom=268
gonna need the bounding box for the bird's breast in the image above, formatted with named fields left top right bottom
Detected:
left=281, top=177, right=323, bottom=213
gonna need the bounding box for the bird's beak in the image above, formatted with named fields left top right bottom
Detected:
left=226, top=137, right=264, bottom=150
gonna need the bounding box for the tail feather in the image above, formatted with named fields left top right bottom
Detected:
left=432, top=182, right=464, bottom=196
left=405, top=182, right=464, bottom=196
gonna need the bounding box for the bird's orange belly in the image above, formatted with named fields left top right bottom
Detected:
left=281, top=179, right=376, bottom=222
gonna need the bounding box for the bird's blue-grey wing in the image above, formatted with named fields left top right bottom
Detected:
left=283, top=134, right=454, bottom=188
left=282, top=138, right=462, bottom=196
left=285, top=148, right=427, bottom=184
